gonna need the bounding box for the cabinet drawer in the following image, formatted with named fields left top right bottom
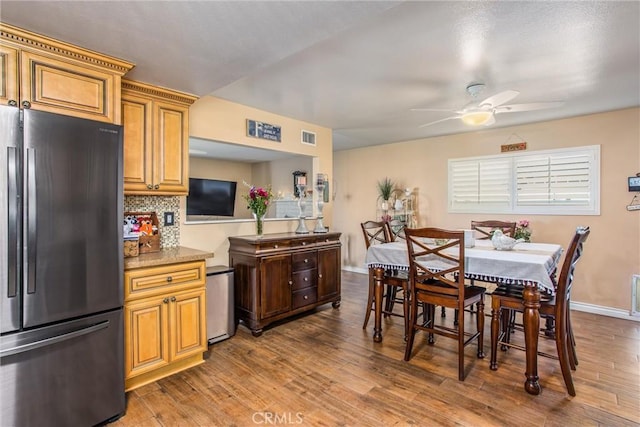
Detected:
left=125, top=261, right=205, bottom=301
left=292, top=287, right=317, bottom=309
left=292, top=251, right=317, bottom=271
left=292, top=269, right=317, bottom=291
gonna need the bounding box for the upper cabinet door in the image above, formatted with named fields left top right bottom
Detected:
left=153, top=100, right=189, bottom=194
left=0, top=45, right=18, bottom=106
left=122, top=92, right=153, bottom=192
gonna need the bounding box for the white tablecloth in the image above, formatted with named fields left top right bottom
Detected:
left=365, top=239, right=563, bottom=293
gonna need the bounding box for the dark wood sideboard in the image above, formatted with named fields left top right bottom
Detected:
left=229, top=232, right=342, bottom=336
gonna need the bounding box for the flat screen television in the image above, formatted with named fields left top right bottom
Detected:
left=187, top=178, right=237, bottom=216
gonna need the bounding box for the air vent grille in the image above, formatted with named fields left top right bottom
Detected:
left=301, top=130, right=316, bottom=145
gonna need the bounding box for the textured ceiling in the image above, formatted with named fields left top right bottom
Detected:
left=2, top=1, right=639, bottom=158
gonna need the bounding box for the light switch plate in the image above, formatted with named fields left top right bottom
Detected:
left=164, top=211, right=175, bottom=225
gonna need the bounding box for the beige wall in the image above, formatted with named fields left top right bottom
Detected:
left=334, top=108, right=640, bottom=312
left=182, top=96, right=333, bottom=267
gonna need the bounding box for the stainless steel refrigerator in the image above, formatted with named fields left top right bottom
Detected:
left=0, top=105, right=125, bottom=426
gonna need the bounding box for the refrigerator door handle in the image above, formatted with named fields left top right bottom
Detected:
left=25, top=148, right=36, bottom=294
left=7, top=146, right=18, bottom=298
left=0, top=320, right=109, bottom=358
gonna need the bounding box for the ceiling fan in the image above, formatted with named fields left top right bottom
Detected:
left=412, top=83, right=563, bottom=128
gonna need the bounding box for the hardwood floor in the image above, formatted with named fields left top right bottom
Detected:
left=112, top=271, right=640, bottom=426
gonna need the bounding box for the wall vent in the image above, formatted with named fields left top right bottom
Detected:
left=301, top=130, right=316, bottom=146
left=632, top=274, right=640, bottom=316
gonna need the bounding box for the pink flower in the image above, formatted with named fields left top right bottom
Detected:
left=518, top=219, right=529, bottom=228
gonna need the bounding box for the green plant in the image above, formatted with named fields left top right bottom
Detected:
left=376, top=177, right=395, bottom=201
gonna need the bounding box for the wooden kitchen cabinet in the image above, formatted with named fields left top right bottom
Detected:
left=121, top=79, right=198, bottom=195
left=124, top=260, right=207, bottom=391
left=229, top=232, right=341, bottom=337
left=0, top=23, right=133, bottom=123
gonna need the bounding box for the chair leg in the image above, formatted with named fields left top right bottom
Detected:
left=402, top=284, right=410, bottom=341
left=427, top=304, right=435, bottom=344
left=490, top=303, right=501, bottom=370
left=384, top=285, right=395, bottom=318
left=555, top=310, right=576, bottom=396
left=404, top=293, right=418, bottom=361
left=453, top=309, right=459, bottom=326
left=457, top=306, right=465, bottom=381
left=567, top=303, right=578, bottom=369
left=441, top=306, right=446, bottom=318
left=476, top=298, right=485, bottom=359
left=362, top=273, right=375, bottom=329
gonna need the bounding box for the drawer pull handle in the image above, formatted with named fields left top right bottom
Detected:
left=163, top=298, right=169, bottom=304
left=304, top=277, right=308, bottom=282
left=303, top=295, right=308, bottom=300
left=166, top=276, right=173, bottom=283
left=170, top=296, right=176, bottom=302
left=274, top=244, right=279, bottom=249
left=288, top=280, right=293, bottom=286
left=147, top=184, right=153, bottom=189
left=304, top=259, right=308, bottom=263
left=318, top=274, right=323, bottom=279
left=302, top=242, right=306, bottom=245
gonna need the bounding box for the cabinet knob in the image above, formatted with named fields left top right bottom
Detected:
left=303, top=295, right=308, bottom=300
left=304, top=259, right=308, bottom=263
left=163, top=298, right=169, bottom=304
left=147, top=184, right=153, bottom=189
left=21, top=101, right=31, bottom=109
left=304, top=277, right=308, bottom=282
left=171, top=296, right=176, bottom=302
left=288, top=280, right=293, bottom=286
left=166, top=276, right=173, bottom=283
left=274, top=244, right=279, bottom=249
left=318, top=273, right=323, bottom=279
left=154, top=184, right=160, bottom=190
left=8, top=100, right=17, bottom=107
left=302, top=242, right=307, bottom=246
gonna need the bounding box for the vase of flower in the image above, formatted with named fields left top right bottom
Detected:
left=243, top=182, right=273, bottom=238
left=514, top=219, right=532, bottom=242
left=253, top=212, right=266, bottom=237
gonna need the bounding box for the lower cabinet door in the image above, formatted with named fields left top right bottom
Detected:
left=125, top=295, right=170, bottom=379
left=170, top=288, right=207, bottom=361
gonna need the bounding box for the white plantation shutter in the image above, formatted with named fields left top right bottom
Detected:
left=449, top=158, right=511, bottom=212
left=449, top=145, right=599, bottom=215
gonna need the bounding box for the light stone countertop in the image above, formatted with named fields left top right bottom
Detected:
left=124, top=246, right=214, bottom=270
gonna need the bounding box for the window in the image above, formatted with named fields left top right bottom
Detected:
left=448, top=145, right=600, bottom=215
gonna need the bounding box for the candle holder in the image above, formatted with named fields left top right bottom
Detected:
left=295, top=184, right=309, bottom=234
left=314, top=174, right=327, bottom=233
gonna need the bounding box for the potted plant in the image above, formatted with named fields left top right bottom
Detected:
left=377, top=177, right=395, bottom=210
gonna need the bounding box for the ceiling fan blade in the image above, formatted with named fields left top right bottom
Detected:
left=418, top=115, right=461, bottom=128
left=478, top=90, right=519, bottom=108
left=410, top=108, right=458, bottom=112
left=494, top=101, right=564, bottom=113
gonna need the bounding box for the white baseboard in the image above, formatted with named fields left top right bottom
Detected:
left=340, top=267, right=640, bottom=322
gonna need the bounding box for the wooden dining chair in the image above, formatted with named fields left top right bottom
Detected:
left=471, top=220, right=517, bottom=240
left=361, top=221, right=410, bottom=339
left=403, top=227, right=486, bottom=381
left=489, top=226, right=590, bottom=396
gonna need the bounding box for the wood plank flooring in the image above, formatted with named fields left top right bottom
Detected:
left=112, top=271, right=640, bottom=426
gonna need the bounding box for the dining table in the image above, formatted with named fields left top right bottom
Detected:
left=365, top=238, right=563, bottom=395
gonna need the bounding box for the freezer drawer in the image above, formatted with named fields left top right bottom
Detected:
left=0, top=309, right=125, bottom=427
left=206, top=266, right=236, bottom=344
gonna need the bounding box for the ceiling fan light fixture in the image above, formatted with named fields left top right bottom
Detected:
left=461, top=110, right=493, bottom=126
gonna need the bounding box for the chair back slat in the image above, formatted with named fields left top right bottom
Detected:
left=405, top=227, right=465, bottom=299
left=471, top=220, right=517, bottom=240
left=555, top=226, right=590, bottom=316
left=361, top=220, right=391, bottom=249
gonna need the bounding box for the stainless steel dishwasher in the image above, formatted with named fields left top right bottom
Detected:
left=205, top=266, right=236, bottom=344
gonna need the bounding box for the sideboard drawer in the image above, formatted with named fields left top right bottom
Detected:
left=292, top=287, right=317, bottom=309
left=124, top=261, right=206, bottom=301
left=291, top=251, right=317, bottom=271
left=291, top=269, right=317, bottom=291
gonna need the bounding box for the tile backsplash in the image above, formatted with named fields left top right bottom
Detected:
left=124, top=196, right=180, bottom=248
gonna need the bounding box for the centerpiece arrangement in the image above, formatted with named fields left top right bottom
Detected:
left=377, top=177, right=396, bottom=211
left=243, top=182, right=273, bottom=237
left=514, top=219, right=532, bottom=242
